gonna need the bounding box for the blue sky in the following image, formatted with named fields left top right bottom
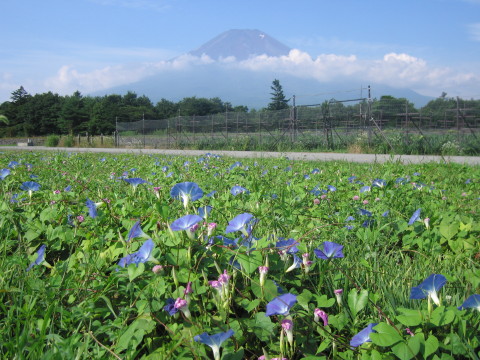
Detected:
left=1, top=0, right=480, bottom=103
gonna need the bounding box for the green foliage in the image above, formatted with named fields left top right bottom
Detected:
left=44, top=135, right=60, bottom=147
left=0, top=150, right=479, bottom=359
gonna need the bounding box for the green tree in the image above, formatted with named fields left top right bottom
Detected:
left=267, top=79, right=289, bottom=110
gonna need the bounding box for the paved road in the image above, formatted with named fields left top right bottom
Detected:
left=3, top=146, right=480, bottom=165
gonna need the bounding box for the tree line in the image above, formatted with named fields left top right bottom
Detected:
left=0, top=84, right=478, bottom=137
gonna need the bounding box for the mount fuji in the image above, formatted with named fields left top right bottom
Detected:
left=93, top=29, right=433, bottom=108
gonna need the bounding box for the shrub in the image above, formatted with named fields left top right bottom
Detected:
left=45, top=135, right=60, bottom=147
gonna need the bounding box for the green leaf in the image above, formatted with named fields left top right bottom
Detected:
left=251, top=279, right=277, bottom=302
left=236, top=252, right=263, bottom=274
left=396, top=308, right=423, bottom=326
left=430, top=306, right=455, bottom=327
left=348, top=288, right=369, bottom=318
left=424, top=335, right=438, bottom=359
left=314, top=294, right=335, bottom=308
left=370, top=323, right=403, bottom=347
left=297, top=289, right=313, bottom=310
left=240, top=298, right=260, bottom=312
left=222, top=347, right=244, bottom=360
left=249, top=312, right=275, bottom=342
left=439, top=220, right=457, bottom=240
left=127, top=263, right=145, bottom=282
left=391, top=334, right=420, bottom=360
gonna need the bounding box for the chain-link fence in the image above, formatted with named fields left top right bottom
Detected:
left=116, top=98, right=480, bottom=155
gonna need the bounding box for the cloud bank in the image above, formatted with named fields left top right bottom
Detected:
left=2, top=49, right=478, bottom=103
left=41, top=49, right=479, bottom=99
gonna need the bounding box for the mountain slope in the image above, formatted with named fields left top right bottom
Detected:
left=188, top=29, right=291, bottom=60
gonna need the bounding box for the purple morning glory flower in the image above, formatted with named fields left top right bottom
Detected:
left=410, top=274, right=446, bottom=306
left=276, top=238, right=299, bottom=255
left=265, top=293, right=297, bottom=316
left=458, top=294, right=480, bottom=311
left=86, top=198, right=97, bottom=218
left=127, top=220, right=148, bottom=242
left=408, top=208, right=421, bottom=225
left=170, top=214, right=203, bottom=231
left=225, top=213, right=254, bottom=236
left=170, top=182, right=203, bottom=208
left=194, top=329, right=234, bottom=360
left=231, top=185, right=249, bottom=196
left=314, top=241, right=344, bottom=260
left=26, top=244, right=46, bottom=271
left=350, top=323, right=378, bottom=347
left=0, top=168, right=10, bottom=180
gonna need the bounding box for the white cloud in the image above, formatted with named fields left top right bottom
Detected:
left=4, top=48, right=478, bottom=102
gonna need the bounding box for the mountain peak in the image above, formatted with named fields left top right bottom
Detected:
left=188, top=29, right=291, bottom=60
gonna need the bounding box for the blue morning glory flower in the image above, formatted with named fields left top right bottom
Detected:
left=304, top=174, right=311, bottom=180
left=358, top=208, right=372, bottom=217
left=229, top=161, right=242, bottom=170
left=408, top=208, right=421, bottom=225
left=198, top=205, right=212, bottom=219
left=26, top=244, right=46, bottom=271
left=86, top=198, right=98, bottom=218
left=8, top=161, right=19, bottom=168
left=0, top=168, right=11, bottom=180
left=170, top=182, right=203, bottom=208
left=64, top=185, right=72, bottom=192
left=314, top=241, right=344, bottom=260
left=118, top=239, right=156, bottom=268
left=396, top=177, right=408, bottom=184
left=20, top=181, right=41, bottom=192
left=194, top=329, right=234, bottom=360
left=345, top=216, right=355, bottom=222
left=350, top=323, right=378, bottom=348
left=382, top=211, right=390, bottom=217
left=312, top=168, right=320, bottom=174
left=265, top=293, right=297, bottom=316
left=327, top=185, right=337, bottom=192
left=127, top=220, right=148, bottom=242
left=286, top=254, right=302, bottom=272
left=360, top=185, right=371, bottom=193
left=310, top=186, right=327, bottom=196
left=458, top=294, right=480, bottom=311
left=225, top=213, right=254, bottom=236
left=170, top=214, right=203, bottom=232
left=124, top=177, right=150, bottom=189
left=410, top=274, right=446, bottom=306
left=372, top=179, right=386, bottom=188
left=276, top=238, right=299, bottom=255
left=164, top=298, right=179, bottom=315
left=231, top=185, right=249, bottom=196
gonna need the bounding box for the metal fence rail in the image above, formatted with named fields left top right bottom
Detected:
left=115, top=98, right=480, bottom=154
